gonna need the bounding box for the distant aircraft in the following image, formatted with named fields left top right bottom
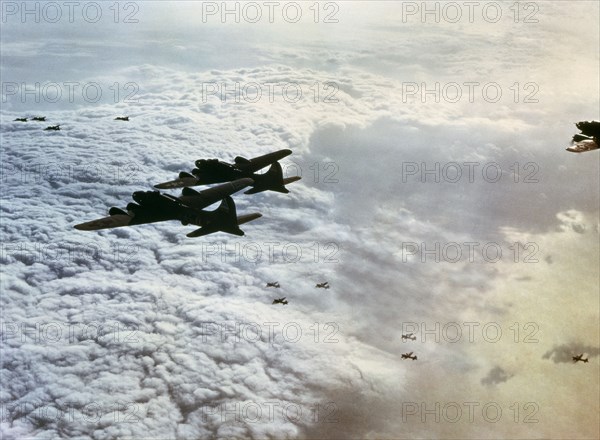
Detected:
left=44, top=125, right=60, bottom=131
left=115, top=116, right=129, bottom=121
left=566, top=120, right=599, bottom=153
left=572, top=354, right=589, bottom=363
left=402, top=333, right=416, bottom=341
left=316, top=282, right=330, bottom=289
left=266, top=282, right=280, bottom=288
left=154, top=149, right=301, bottom=194
left=401, top=352, right=417, bottom=360
left=272, top=297, right=288, bottom=305
left=13, top=117, right=27, bottom=122
left=74, top=178, right=261, bottom=237
left=32, top=116, right=46, bottom=121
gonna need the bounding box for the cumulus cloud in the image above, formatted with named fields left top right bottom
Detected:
left=481, top=366, right=513, bottom=387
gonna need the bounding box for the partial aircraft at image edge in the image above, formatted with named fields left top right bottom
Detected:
left=566, top=120, right=600, bottom=153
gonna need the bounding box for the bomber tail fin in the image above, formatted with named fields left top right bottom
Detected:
left=186, top=196, right=261, bottom=237
left=244, top=162, right=301, bottom=194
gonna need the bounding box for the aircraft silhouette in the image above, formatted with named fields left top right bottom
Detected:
left=115, top=116, right=129, bottom=121
left=32, top=116, right=46, bottom=121
left=74, top=178, right=261, bottom=237
left=13, top=117, right=27, bottom=122
left=44, top=125, right=60, bottom=131
left=567, top=120, right=600, bottom=153
left=401, top=352, right=417, bottom=360
left=402, top=333, right=416, bottom=341
left=154, top=149, right=301, bottom=194
left=572, top=354, right=589, bottom=363
left=266, top=282, right=280, bottom=288
left=272, top=297, right=288, bottom=305
left=316, top=281, right=330, bottom=289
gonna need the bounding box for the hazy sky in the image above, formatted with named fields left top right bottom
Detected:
left=1, top=1, right=599, bottom=439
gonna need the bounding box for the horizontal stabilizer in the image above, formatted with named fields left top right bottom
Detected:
left=283, top=176, right=301, bottom=185
left=74, top=214, right=132, bottom=231
left=186, top=226, right=244, bottom=238
left=244, top=186, right=288, bottom=194
left=237, top=213, right=262, bottom=225
left=179, top=171, right=195, bottom=179
left=186, top=211, right=261, bottom=238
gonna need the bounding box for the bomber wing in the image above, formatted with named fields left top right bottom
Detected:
left=178, top=178, right=254, bottom=209
left=74, top=204, right=187, bottom=231
left=154, top=172, right=200, bottom=190
left=233, top=149, right=292, bottom=173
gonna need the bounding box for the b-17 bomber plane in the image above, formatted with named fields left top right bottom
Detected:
left=155, top=149, right=301, bottom=194
left=74, top=178, right=261, bottom=238
left=266, top=282, right=281, bottom=288
left=115, top=116, right=129, bottom=121
left=316, top=282, right=330, bottom=289
left=272, top=297, right=288, bottom=305
left=401, top=352, right=417, bottom=361
left=572, top=354, right=589, bottom=363
left=44, top=125, right=61, bottom=131
left=402, top=333, right=417, bottom=341
left=32, top=116, right=46, bottom=121
left=13, top=117, right=27, bottom=122
left=566, top=120, right=600, bottom=153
